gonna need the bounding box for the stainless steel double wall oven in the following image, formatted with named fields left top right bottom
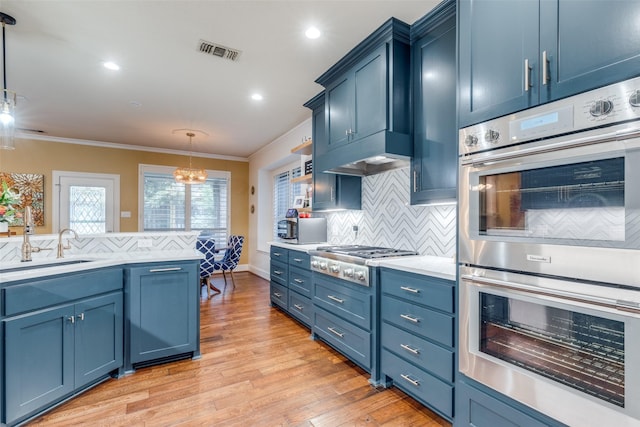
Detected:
left=458, top=77, right=640, bottom=426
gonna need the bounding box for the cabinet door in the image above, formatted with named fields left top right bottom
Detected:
left=5, top=305, right=75, bottom=424
left=75, top=292, right=123, bottom=389
left=353, top=45, right=387, bottom=141
left=411, top=15, right=457, bottom=204
left=459, top=0, right=539, bottom=127
left=325, top=74, right=352, bottom=150
left=540, top=0, right=640, bottom=103
left=128, top=263, right=197, bottom=365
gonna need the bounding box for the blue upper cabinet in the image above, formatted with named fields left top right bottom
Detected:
left=315, top=18, right=412, bottom=175
left=459, top=0, right=640, bottom=127
left=410, top=1, right=457, bottom=205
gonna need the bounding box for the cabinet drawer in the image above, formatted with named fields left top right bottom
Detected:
left=381, top=295, right=453, bottom=347
left=288, top=250, right=310, bottom=269
left=314, top=277, right=371, bottom=330
left=314, top=306, right=371, bottom=370
left=289, top=266, right=312, bottom=296
left=381, top=322, right=453, bottom=382
left=3, top=268, right=123, bottom=316
left=270, top=246, right=288, bottom=260
left=382, top=349, right=453, bottom=418
left=270, top=281, right=288, bottom=310
left=288, top=291, right=312, bottom=327
left=380, top=269, right=454, bottom=313
left=270, top=260, right=288, bottom=286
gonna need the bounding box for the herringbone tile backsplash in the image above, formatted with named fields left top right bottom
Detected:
left=323, top=167, right=456, bottom=257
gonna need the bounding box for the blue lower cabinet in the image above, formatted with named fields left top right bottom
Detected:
left=314, top=306, right=371, bottom=370
left=125, top=261, right=199, bottom=371
left=4, top=291, right=123, bottom=425
left=381, top=349, right=453, bottom=419
left=455, top=378, right=567, bottom=427
left=288, top=291, right=312, bottom=327
left=270, top=281, right=288, bottom=310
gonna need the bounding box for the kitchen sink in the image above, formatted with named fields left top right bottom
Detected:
left=0, top=259, right=94, bottom=273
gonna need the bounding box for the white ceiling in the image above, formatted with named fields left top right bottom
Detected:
left=1, top=0, right=440, bottom=160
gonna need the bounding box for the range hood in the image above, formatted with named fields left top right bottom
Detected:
left=315, top=130, right=413, bottom=176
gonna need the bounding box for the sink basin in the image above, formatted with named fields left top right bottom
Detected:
left=0, top=259, right=94, bottom=273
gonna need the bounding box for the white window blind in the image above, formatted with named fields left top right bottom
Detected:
left=272, top=166, right=302, bottom=238
left=141, top=165, right=230, bottom=245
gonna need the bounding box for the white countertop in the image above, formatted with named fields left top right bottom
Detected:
left=268, top=241, right=328, bottom=252
left=367, top=255, right=457, bottom=281
left=0, top=249, right=204, bottom=283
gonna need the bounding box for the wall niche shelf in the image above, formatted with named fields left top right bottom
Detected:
left=291, top=139, right=313, bottom=156
left=291, top=174, right=312, bottom=184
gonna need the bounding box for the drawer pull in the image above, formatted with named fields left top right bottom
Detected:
left=400, top=343, right=420, bottom=355
left=327, top=295, right=345, bottom=304
left=294, top=279, right=304, bottom=284
left=400, top=374, right=420, bottom=387
left=400, top=314, right=420, bottom=323
left=328, top=327, right=344, bottom=338
left=273, top=292, right=283, bottom=298
left=273, top=270, right=283, bottom=275
left=294, top=304, right=304, bottom=311
left=400, top=286, right=420, bottom=294
left=273, top=252, right=282, bottom=257
left=149, top=267, right=182, bottom=273
left=68, top=316, right=75, bottom=324
left=293, top=258, right=303, bottom=263
left=78, top=313, right=85, bottom=321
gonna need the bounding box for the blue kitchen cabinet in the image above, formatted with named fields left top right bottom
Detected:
left=455, top=378, right=567, bottom=427
left=3, top=269, right=123, bottom=426
left=459, top=0, right=640, bottom=127
left=125, top=261, right=199, bottom=371
left=410, top=2, right=457, bottom=205
left=313, top=18, right=412, bottom=175
left=304, top=92, right=361, bottom=211
left=379, top=268, right=456, bottom=421
left=269, top=246, right=314, bottom=328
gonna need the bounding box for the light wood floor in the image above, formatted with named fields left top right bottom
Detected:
left=28, top=272, right=451, bottom=427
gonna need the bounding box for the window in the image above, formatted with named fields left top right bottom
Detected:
left=272, top=166, right=301, bottom=237
left=139, top=165, right=230, bottom=244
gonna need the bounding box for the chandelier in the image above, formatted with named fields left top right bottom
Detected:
left=0, top=12, right=16, bottom=150
left=173, top=131, right=207, bottom=184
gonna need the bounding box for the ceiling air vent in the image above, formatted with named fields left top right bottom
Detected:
left=198, top=39, right=241, bottom=62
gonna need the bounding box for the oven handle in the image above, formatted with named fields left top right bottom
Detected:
left=461, top=274, right=640, bottom=315
left=461, top=127, right=640, bottom=166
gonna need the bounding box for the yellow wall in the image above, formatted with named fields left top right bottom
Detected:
left=0, top=138, right=250, bottom=263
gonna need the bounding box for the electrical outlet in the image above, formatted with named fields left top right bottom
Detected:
left=137, top=239, right=153, bottom=248
left=352, top=225, right=358, bottom=232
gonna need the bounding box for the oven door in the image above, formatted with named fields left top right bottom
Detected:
left=459, top=266, right=640, bottom=426
left=459, top=124, right=640, bottom=286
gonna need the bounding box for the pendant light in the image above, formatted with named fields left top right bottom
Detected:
left=173, top=131, right=208, bottom=184
left=0, top=12, right=16, bottom=150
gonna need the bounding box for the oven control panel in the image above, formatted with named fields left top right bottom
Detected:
left=310, top=256, right=369, bottom=286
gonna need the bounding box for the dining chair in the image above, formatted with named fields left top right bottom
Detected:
left=195, top=236, right=221, bottom=297
left=212, top=235, right=244, bottom=290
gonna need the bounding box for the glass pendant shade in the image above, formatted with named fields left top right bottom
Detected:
left=173, top=131, right=207, bottom=184
left=0, top=90, right=15, bottom=150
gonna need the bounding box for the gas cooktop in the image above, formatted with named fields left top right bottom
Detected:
left=314, top=245, right=419, bottom=259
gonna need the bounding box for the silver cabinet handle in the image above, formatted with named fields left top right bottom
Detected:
left=328, top=327, right=344, bottom=338
left=149, top=267, right=182, bottom=273
left=542, top=50, right=549, bottom=85
left=293, top=258, right=303, bottom=263
left=413, top=170, right=418, bottom=193
left=400, top=286, right=420, bottom=294
left=400, top=343, right=420, bottom=355
left=68, top=316, right=75, bottom=324
left=294, top=278, right=304, bottom=284
left=330, top=186, right=334, bottom=202
left=400, top=374, right=420, bottom=387
left=524, top=58, right=532, bottom=91
left=273, top=270, right=283, bottom=275
left=400, top=314, right=419, bottom=323
left=273, top=292, right=282, bottom=298
left=78, top=313, right=85, bottom=321
left=327, top=295, right=344, bottom=304
left=273, top=252, right=282, bottom=257
left=294, top=304, right=304, bottom=311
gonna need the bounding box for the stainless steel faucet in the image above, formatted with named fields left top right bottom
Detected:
left=57, top=228, right=78, bottom=258
left=21, top=206, right=52, bottom=262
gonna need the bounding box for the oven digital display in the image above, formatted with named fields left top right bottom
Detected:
left=520, top=111, right=559, bottom=131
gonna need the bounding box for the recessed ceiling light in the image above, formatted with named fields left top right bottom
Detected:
left=251, top=93, right=263, bottom=101
left=103, top=61, right=120, bottom=71
left=305, top=26, right=321, bottom=39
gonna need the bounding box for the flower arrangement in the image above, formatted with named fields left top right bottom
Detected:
left=0, top=180, right=20, bottom=224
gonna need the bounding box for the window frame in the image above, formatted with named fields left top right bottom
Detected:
left=138, top=164, right=231, bottom=237
left=272, top=163, right=302, bottom=239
